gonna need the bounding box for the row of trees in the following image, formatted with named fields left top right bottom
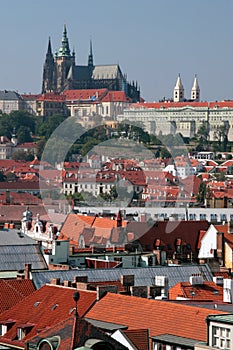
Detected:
left=0, top=110, right=232, bottom=162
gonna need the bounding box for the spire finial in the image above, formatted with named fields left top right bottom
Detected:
left=58, top=24, right=71, bottom=57
left=88, top=38, right=94, bottom=67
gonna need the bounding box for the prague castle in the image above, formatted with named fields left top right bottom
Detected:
left=118, top=74, right=233, bottom=142
left=42, top=25, right=140, bottom=102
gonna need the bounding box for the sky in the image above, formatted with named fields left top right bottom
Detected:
left=1, top=0, right=233, bottom=102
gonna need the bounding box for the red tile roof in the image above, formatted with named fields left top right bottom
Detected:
left=101, top=91, right=132, bottom=102
left=0, top=285, right=97, bottom=348
left=63, top=89, right=108, bottom=101
left=123, top=328, right=149, bottom=350
left=0, top=279, right=36, bottom=314
left=169, top=281, right=223, bottom=301
left=127, top=220, right=210, bottom=253
left=86, top=293, right=226, bottom=341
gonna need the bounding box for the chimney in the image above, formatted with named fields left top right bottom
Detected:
left=121, top=274, right=135, bottom=293
left=73, top=276, right=88, bottom=284
left=50, top=278, right=60, bottom=285
left=130, top=286, right=148, bottom=298
left=63, top=280, right=72, bottom=287
left=96, top=285, right=118, bottom=301
left=76, top=282, right=88, bottom=290
left=24, top=263, right=32, bottom=279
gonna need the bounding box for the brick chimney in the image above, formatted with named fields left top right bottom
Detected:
left=50, top=278, right=60, bottom=285
left=24, top=263, right=32, bottom=279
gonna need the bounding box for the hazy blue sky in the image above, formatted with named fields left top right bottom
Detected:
left=1, top=0, right=233, bottom=102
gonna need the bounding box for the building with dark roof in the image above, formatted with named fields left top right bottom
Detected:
left=42, top=25, right=140, bottom=102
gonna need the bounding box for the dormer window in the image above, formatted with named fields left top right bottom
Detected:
left=0, top=320, right=15, bottom=336
left=17, top=324, right=34, bottom=340
left=0, top=324, right=7, bottom=336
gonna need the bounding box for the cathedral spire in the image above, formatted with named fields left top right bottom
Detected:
left=191, top=74, right=200, bottom=101
left=58, top=24, right=71, bottom=57
left=88, top=39, right=94, bottom=67
left=42, top=37, right=56, bottom=93
left=47, top=37, right=52, bottom=56
left=173, top=73, right=185, bottom=102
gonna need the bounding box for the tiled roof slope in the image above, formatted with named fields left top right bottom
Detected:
left=127, top=220, right=210, bottom=252
left=0, top=285, right=97, bottom=348
left=0, top=279, right=36, bottom=313
left=27, top=315, right=127, bottom=350
left=86, top=293, right=227, bottom=341
left=32, top=264, right=213, bottom=290
left=0, top=229, right=47, bottom=271
left=123, top=328, right=149, bottom=350
left=27, top=315, right=128, bottom=350
left=169, top=281, right=223, bottom=301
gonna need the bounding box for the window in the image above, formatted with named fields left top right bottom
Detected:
left=0, top=324, right=7, bottom=336
left=220, top=214, right=227, bottom=221
left=200, top=214, right=206, bottom=220
left=212, top=326, right=231, bottom=349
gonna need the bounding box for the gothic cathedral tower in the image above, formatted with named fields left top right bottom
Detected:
left=54, top=24, right=75, bottom=92
left=42, top=25, right=75, bottom=93
left=42, top=37, right=56, bottom=93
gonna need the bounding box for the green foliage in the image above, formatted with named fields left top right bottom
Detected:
left=0, top=171, right=6, bottom=182
left=0, top=110, right=36, bottom=143
left=196, top=182, right=206, bottom=203
left=11, top=150, right=34, bottom=161
left=36, top=114, right=67, bottom=139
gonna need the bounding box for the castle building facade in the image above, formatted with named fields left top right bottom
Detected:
left=42, top=25, right=140, bottom=102
left=118, top=74, right=233, bottom=142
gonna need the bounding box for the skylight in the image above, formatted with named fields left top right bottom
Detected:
left=51, top=304, right=58, bottom=310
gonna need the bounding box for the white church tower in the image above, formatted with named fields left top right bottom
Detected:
left=191, top=74, right=200, bottom=101
left=173, top=73, right=185, bottom=102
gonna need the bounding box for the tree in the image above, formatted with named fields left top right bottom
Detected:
left=213, top=122, right=229, bottom=152
left=195, top=122, right=210, bottom=151
left=11, top=150, right=34, bottom=161
left=0, top=111, right=36, bottom=141
left=0, top=171, right=6, bottom=182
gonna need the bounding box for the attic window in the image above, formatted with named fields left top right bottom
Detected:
left=0, top=320, right=15, bottom=336
left=17, top=324, right=34, bottom=340
left=0, top=324, right=7, bottom=336
left=34, top=301, right=40, bottom=307
left=190, top=291, right=195, bottom=296
left=213, top=290, right=219, bottom=295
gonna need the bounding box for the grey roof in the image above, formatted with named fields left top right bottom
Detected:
left=31, top=264, right=213, bottom=290
left=92, top=65, right=121, bottom=80
left=0, top=229, right=47, bottom=271
left=67, top=65, right=91, bottom=81
left=207, top=314, right=233, bottom=324
left=151, top=334, right=202, bottom=347
left=0, top=229, right=37, bottom=245
left=85, top=318, right=127, bottom=331
left=0, top=90, right=22, bottom=100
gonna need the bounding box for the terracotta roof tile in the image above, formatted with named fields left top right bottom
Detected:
left=0, top=284, right=97, bottom=347
left=169, top=281, right=223, bottom=301
left=86, top=293, right=226, bottom=341
left=0, top=279, right=36, bottom=314
left=123, top=328, right=149, bottom=350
